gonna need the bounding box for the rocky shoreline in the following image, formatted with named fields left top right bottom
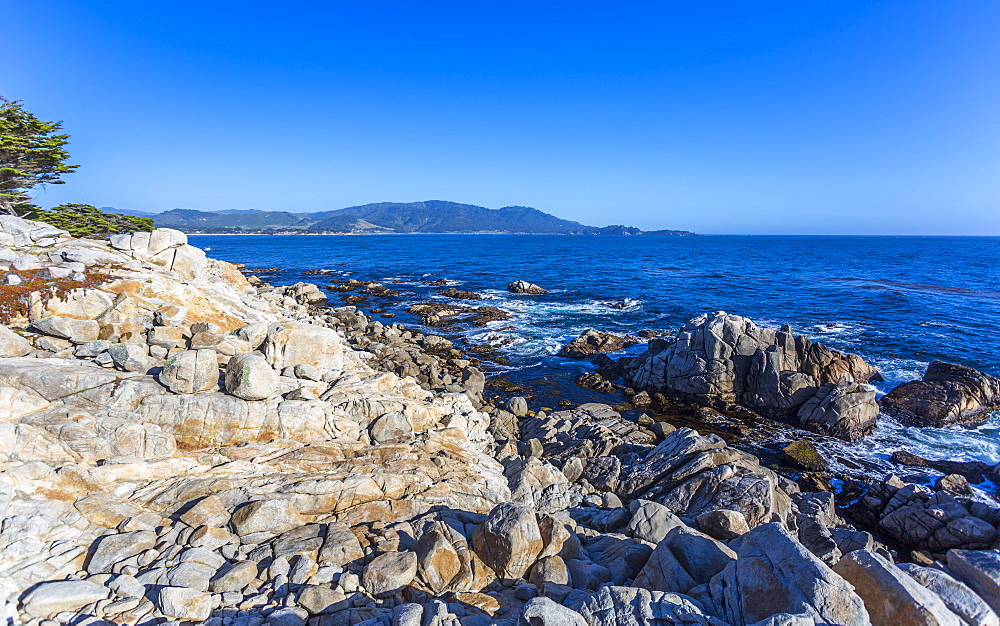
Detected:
left=2, top=216, right=1000, bottom=625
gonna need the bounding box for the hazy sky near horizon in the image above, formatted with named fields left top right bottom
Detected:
left=2, top=1, right=998, bottom=234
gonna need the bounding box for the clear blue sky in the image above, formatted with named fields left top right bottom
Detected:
left=2, top=1, right=998, bottom=234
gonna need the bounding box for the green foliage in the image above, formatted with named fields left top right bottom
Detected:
left=0, top=96, right=78, bottom=215
left=22, top=203, right=154, bottom=238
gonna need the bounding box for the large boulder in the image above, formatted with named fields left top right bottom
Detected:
left=159, top=349, right=219, bottom=394
left=577, top=586, right=723, bottom=625
left=622, top=312, right=881, bottom=440
left=32, top=316, right=100, bottom=344
left=522, top=597, right=587, bottom=625
left=20, top=580, right=109, bottom=618
left=414, top=525, right=462, bottom=594
left=230, top=499, right=304, bottom=541
left=899, top=563, right=999, bottom=626
left=87, top=530, right=157, bottom=574
left=881, top=361, right=1000, bottom=427
left=362, top=551, right=418, bottom=597
left=156, top=587, right=212, bottom=621
left=634, top=525, right=736, bottom=594
left=626, top=499, right=685, bottom=544
left=795, top=381, right=879, bottom=441
left=472, top=502, right=543, bottom=581
left=108, top=342, right=153, bottom=373
left=0, top=325, right=31, bottom=357
left=0, top=215, right=67, bottom=246
left=224, top=352, right=279, bottom=400
left=946, top=549, right=1000, bottom=615
left=263, top=320, right=344, bottom=376
left=707, top=523, right=870, bottom=626
left=833, top=549, right=961, bottom=626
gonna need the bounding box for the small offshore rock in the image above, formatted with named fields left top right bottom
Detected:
left=558, top=328, right=636, bottom=358
left=936, top=474, right=973, bottom=495
left=507, top=280, right=548, bottom=294
left=882, top=361, right=1000, bottom=427
left=507, top=396, right=529, bottom=417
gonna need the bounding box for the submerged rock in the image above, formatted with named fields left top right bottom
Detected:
left=782, top=440, right=829, bottom=472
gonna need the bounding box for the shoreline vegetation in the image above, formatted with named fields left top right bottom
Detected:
left=2, top=215, right=999, bottom=624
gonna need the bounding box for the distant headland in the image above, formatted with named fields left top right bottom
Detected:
left=104, top=200, right=696, bottom=236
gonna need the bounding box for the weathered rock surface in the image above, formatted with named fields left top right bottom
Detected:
left=159, top=348, right=219, bottom=393
left=635, top=525, right=736, bottom=594
left=846, top=475, right=999, bottom=553
left=707, top=523, right=870, bottom=626
left=472, top=502, right=543, bottom=581
left=362, top=550, right=418, bottom=597
left=577, top=585, right=723, bottom=625
left=899, top=562, right=1000, bottom=626
left=882, top=361, right=1000, bottom=427
left=833, top=549, right=961, bottom=626
left=947, top=549, right=1000, bottom=615
left=224, top=351, right=279, bottom=400
left=0, top=325, right=31, bottom=357
left=20, top=580, right=109, bottom=618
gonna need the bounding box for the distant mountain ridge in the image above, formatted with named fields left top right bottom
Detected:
left=107, top=201, right=695, bottom=235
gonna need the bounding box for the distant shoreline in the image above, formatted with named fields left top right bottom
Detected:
left=185, top=231, right=698, bottom=236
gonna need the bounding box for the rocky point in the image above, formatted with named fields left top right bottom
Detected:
left=1, top=216, right=999, bottom=626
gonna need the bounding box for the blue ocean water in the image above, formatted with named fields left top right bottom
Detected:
left=194, top=234, right=1000, bottom=481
